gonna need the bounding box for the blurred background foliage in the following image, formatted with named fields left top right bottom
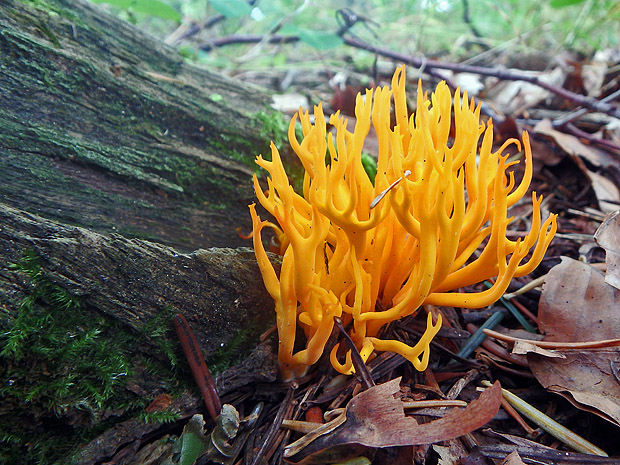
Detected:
left=91, top=0, right=620, bottom=78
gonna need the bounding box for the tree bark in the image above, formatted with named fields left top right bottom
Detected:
left=0, top=1, right=282, bottom=462
left=0, top=0, right=282, bottom=371
left=0, top=0, right=277, bottom=251
left=0, top=203, right=275, bottom=356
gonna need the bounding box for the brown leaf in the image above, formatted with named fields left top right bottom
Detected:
left=595, top=210, right=620, bottom=290
left=145, top=393, right=173, bottom=412
left=485, top=68, right=565, bottom=115
left=587, top=170, right=620, bottom=213
left=330, top=85, right=364, bottom=117
left=283, top=378, right=501, bottom=464
left=582, top=51, right=610, bottom=98
left=539, top=257, right=620, bottom=342
left=532, top=257, right=620, bottom=426
left=502, top=451, right=527, bottom=465
left=529, top=350, right=620, bottom=426
left=433, top=441, right=470, bottom=465
left=534, top=119, right=616, bottom=169
left=531, top=121, right=619, bottom=212
left=512, top=341, right=565, bottom=358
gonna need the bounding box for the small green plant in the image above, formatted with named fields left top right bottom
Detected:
left=361, top=152, right=377, bottom=184
left=0, top=251, right=132, bottom=463
left=256, top=110, right=289, bottom=151
left=0, top=251, right=184, bottom=464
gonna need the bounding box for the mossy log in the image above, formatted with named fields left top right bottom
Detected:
left=0, top=1, right=282, bottom=462
left=0, top=0, right=282, bottom=359
left=0, top=0, right=279, bottom=251
left=0, top=203, right=275, bottom=356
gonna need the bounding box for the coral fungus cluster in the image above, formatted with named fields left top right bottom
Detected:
left=250, top=66, right=557, bottom=381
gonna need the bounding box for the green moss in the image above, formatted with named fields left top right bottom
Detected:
left=208, top=320, right=260, bottom=374
left=137, top=305, right=179, bottom=370
left=213, top=129, right=266, bottom=170
left=255, top=109, right=289, bottom=151
left=0, top=251, right=187, bottom=465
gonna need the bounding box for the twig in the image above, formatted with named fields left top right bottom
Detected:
left=342, top=35, right=620, bottom=119
left=481, top=380, right=608, bottom=456
left=445, top=368, right=479, bottom=400
left=461, top=0, right=489, bottom=50
left=173, top=314, right=221, bottom=421
left=467, top=324, right=529, bottom=368
left=482, top=329, right=620, bottom=349
left=199, top=31, right=620, bottom=120
left=403, top=399, right=468, bottom=408
left=249, top=384, right=296, bottom=465
left=500, top=395, right=538, bottom=436
left=165, top=16, right=226, bottom=45
left=478, top=353, right=535, bottom=379
left=507, top=298, right=539, bottom=327
left=565, top=123, right=620, bottom=154
left=503, top=275, right=547, bottom=300
left=333, top=316, right=375, bottom=389
left=552, top=87, right=620, bottom=128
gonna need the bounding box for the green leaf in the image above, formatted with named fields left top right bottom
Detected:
left=133, top=0, right=181, bottom=20
left=91, top=0, right=181, bottom=21
left=179, top=415, right=208, bottom=465
left=549, top=0, right=585, bottom=7
left=91, top=0, right=134, bottom=8
left=297, top=29, right=343, bottom=50
left=361, top=152, right=377, bottom=185
left=209, top=0, right=253, bottom=18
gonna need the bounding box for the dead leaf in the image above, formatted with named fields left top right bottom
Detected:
left=512, top=340, right=565, bottom=358
left=145, top=393, right=173, bottom=412
left=271, top=94, right=309, bottom=114
left=331, top=85, right=364, bottom=117
left=532, top=257, right=620, bottom=426
left=533, top=120, right=619, bottom=212
left=529, top=135, right=565, bottom=166
left=587, top=170, right=620, bottom=213
left=283, top=378, right=501, bottom=464
left=433, top=441, right=469, bottom=465
left=539, top=257, right=620, bottom=341
left=595, top=210, right=620, bottom=290
left=502, top=451, right=526, bottom=465
left=582, top=50, right=611, bottom=97
left=485, top=68, right=565, bottom=115
left=529, top=350, right=620, bottom=426
left=533, top=119, right=615, bottom=169
left=453, top=73, right=484, bottom=96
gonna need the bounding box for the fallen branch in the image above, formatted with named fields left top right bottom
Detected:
left=199, top=33, right=620, bottom=120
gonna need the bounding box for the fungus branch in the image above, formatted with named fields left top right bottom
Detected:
left=250, top=66, right=557, bottom=380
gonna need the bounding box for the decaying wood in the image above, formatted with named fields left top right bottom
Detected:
left=0, top=0, right=276, bottom=251
left=0, top=0, right=286, bottom=461
left=0, top=203, right=275, bottom=356
left=0, top=0, right=281, bottom=375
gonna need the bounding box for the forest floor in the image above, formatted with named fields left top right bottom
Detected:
left=151, top=16, right=620, bottom=465
left=156, top=7, right=620, bottom=464
left=10, top=1, right=620, bottom=463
